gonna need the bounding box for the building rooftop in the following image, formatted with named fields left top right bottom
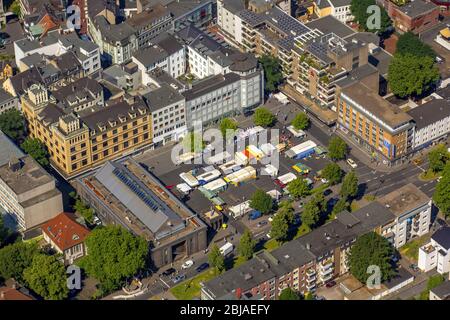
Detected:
left=126, top=4, right=171, bottom=28
left=430, top=280, right=450, bottom=300
left=133, top=45, right=169, bottom=68
left=93, top=16, right=136, bottom=45
left=143, top=83, right=185, bottom=113
left=431, top=227, right=450, bottom=251
left=0, top=286, right=33, bottom=300
left=378, top=183, right=430, bottom=217
left=83, top=158, right=206, bottom=243
left=306, top=15, right=355, bottom=39
left=341, top=82, right=413, bottom=130
left=183, top=73, right=241, bottom=101
left=0, top=155, right=54, bottom=196
left=41, top=212, right=90, bottom=251
left=397, top=0, right=438, bottom=18
left=0, top=131, right=25, bottom=167
left=407, top=99, right=450, bottom=130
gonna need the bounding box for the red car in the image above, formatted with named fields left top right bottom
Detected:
left=274, top=179, right=286, bottom=188
left=325, top=281, right=336, bottom=288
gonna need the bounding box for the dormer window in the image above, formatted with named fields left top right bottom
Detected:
left=108, top=119, right=117, bottom=127
left=138, top=108, right=147, bottom=115
left=128, top=112, right=137, bottom=119
left=98, top=122, right=106, bottom=131
left=118, top=114, right=127, bottom=123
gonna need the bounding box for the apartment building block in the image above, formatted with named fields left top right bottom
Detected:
left=378, top=184, right=432, bottom=248
left=0, top=155, right=63, bottom=231
left=202, top=201, right=398, bottom=300
left=418, top=227, right=450, bottom=274
left=21, top=82, right=153, bottom=178
left=407, top=99, right=450, bottom=150
left=336, top=82, right=414, bottom=164
left=14, top=30, right=101, bottom=76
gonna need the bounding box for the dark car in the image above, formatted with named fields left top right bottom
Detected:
left=325, top=281, right=336, bottom=288
left=162, top=268, right=176, bottom=277
left=196, top=263, right=210, bottom=273
left=323, top=189, right=332, bottom=196
left=257, top=221, right=268, bottom=228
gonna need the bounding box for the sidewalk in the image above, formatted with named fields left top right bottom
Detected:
left=334, top=128, right=411, bottom=173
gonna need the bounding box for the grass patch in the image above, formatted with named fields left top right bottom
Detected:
left=170, top=269, right=218, bottom=300
left=364, top=194, right=376, bottom=202
left=350, top=201, right=359, bottom=212
left=294, top=224, right=311, bottom=239
left=399, top=235, right=430, bottom=261
left=263, top=238, right=281, bottom=252
left=419, top=169, right=441, bottom=181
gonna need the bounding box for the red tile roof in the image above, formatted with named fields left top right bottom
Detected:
left=0, top=287, right=33, bottom=300
left=42, top=212, right=90, bottom=251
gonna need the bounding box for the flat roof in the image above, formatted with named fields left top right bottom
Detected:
left=306, top=15, right=355, bottom=39
left=341, top=82, right=413, bottom=129
left=143, top=83, right=185, bottom=112
left=407, top=99, right=450, bottom=130
left=183, top=73, right=241, bottom=101
left=378, top=183, right=430, bottom=217
left=0, top=131, right=25, bottom=167
left=0, top=155, right=54, bottom=196
left=397, top=0, right=438, bottom=18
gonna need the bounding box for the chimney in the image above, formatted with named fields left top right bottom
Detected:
left=236, top=288, right=242, bottom=300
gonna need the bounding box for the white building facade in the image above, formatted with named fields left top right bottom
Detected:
left=418, top=227, right=450, bottom=274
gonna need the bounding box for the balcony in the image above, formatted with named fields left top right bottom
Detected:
left=306, top=282, right=316, bottom=291
left=306, top=275, right=316, bottom=283
left=320, top=272, right=333, bottom=283
left=306, top=268, right=316, bottom=277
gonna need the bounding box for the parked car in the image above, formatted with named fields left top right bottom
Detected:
left=268, top=215, right=274, bottom=222
left=321, top=178, right=329, bottom=184
left=181, top=260, right=194, bottom=269
left=257, top=221, right=268, bottom=228
left=325, top=280, right=336, bottom=288
left=323, top=189, right=332, bottom=197
left=93, top=216, right=102, bottom=226
left=410, top=264, right=419, bottom=271
left=266, top=233, right=272, bottom=239
left=172, top=274, right=186, bottom=284
left=162, top=268, right=176, bottom=277
left=195, top=263, right=209, bottom=273
left=347, top=158, right=357, bottom=168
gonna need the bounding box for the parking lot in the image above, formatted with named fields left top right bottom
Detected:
left=136, top=116, right=337, bottom=239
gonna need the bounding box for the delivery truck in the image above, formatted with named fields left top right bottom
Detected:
left=179, top=172, right=199, bottom=187
left=219, top=242, right=234, bottom=256
left=285, top=140, right=317, bottom=159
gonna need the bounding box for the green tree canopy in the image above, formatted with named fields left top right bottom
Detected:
left=287, top=178, right=310, bottom=199
left=208, top=244, right=225, bottom=273
left=21, top=138, right=49, bottom=167
left=238, top=230, right=256, bottom=261
left=0, top=109, right=25, bottom=142
left=249, top=189, right=273, bottom=214
left=0, top=241, right=39, bottom=284
left=253, top=107, right=276, bottom=127
left=388, top=53, right=440, bottom=98
left=73, top=197, right=95, bottom=224
left=428, top=144, right=449, bottom=173
left=321, top=162, right=343, bottom=185
left=419, top=274, right=446, bottom=300
left=79, top=226, right=148, bottom=293
left=332, top=198, right=350, bottom=216
left=259, top=54, right=283, bottom=93
left=328, top=136, right=348, bottom=161
left=219, top=118, right=238, bottom=138
left=291, top=112, right=310, bottom=130
left=350, top=0, right=391, bottom=33
left=304, top=292, right=314, bottom=300
left=340, top=171, right=359, bottom=200
left=433, top=163, right=450, bottom=218
left=301, top=197, right=321, bottom=229
left=348, top=232, right=395, bottom=284
left=270, top=212, right=290, bottom=243
left=278, top=287, right=300, bottom=300
left=23, top=254, right=69, bottom=300
left=396, top=32, right=435, bottom=58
